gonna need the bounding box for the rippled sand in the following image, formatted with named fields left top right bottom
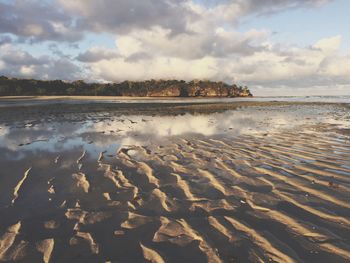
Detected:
left=0, top=102, right=349, bottom=262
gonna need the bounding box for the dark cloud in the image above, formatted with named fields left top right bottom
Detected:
left=207, top=37, right=266, bottom=57
left=282, top=57, right=307, bottom=65
left=0, top=46, right=81, bottom=80
left=0, top=0, right=197, bottom=43
left=76, top=48, right=120, bottom=63
left=125, top=52, right=152, bottom=63
left=0, top=35, right=12, bottom=45
left=0, top=0, right=332, bottom=43
left=0, top=0, right=83, bottom=42
left=48, top=43, right=72, bottom=59
left=246, top=0, right=332, bottom=15
left=43, top=59, right=83, bottom=80
left=209, top=0, right=332, bottom=16
left=1, top=50, right=49, bottom=66
left=59, top=0, right=196, bottom=35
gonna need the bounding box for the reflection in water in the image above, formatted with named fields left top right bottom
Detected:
left=1, top=104, right=348, bottom=158
left=1, top=95, right=350, bottom=108
left=0, top=103, right=350, bottom=262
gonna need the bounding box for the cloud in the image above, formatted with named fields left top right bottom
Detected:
left=0, top=35, right=12, bottom=46
left=72, top=3, right=346, bottom=90
left=81, top=34, right=350, bottom=93
left=228, top=36, right=350, bottom=89
left=0, top=0, right=332, bottom=44
left=0, top=0, right=82, bottom=42
left=313, top=35, right=341, bottom=54
left=75, top=3, right=270, bottom=80
left=76, top=47, right=120, bottom=62
left=58, top=0, right=195, bottom=35
left=0, top=0, right=348, bottom=96
left=112, top=27, right=267, bottom=60
left=0, top=44, right=81, bottom=80
left=89, top=56, right=219, bottom=82
left=205, top=0, right=333, bottom=23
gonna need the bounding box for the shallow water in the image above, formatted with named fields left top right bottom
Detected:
left=0, top=102, right=349, bottom=262
left=1, top=95, right=350, bottom=108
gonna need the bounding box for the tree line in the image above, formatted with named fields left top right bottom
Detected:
left=0, top=76, right=252, bottom=97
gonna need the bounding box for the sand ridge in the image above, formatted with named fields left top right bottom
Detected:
left=0, top=103, right=349, bottom=262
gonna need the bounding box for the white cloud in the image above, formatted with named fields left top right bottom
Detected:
left=79, top=32, right=350, bottom=96
left=0, top=0, right=348, bottom=95
left=70, top=0, right=349, bottom=95
left=0, top=44, right=81, bottom=80
left=313, top=35, right=342, bottom=54
left=90, top=56, right=219, bottom=82
left=117, top=36, right=143, bottom=57
left=20, top=65, right=35, bottom=76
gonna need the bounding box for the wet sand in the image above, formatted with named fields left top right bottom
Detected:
left=0, top=101, right=349, bottom=262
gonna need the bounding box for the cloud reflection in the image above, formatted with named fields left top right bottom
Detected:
left=0, top=105, right=348, bottom=160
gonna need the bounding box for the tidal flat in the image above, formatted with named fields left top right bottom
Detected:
left=0, top=99, right=349, bottom=263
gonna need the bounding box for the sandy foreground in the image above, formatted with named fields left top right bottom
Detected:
left=0, top=101, right=349, bottom=262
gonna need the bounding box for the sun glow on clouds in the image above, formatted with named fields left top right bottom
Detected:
left=92, top=56, right=219, bottom=83
left=0, top=0, right=349, bottom=95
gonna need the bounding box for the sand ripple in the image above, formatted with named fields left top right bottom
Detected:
left=0, top=125, right=350, bottom=262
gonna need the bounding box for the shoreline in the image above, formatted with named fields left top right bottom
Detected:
left=0, top=95, right=349, bottom=104
left=0, top=95, right=251, bottom=100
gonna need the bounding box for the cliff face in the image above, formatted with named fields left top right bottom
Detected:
left=183, top=81, right=251, bottom=97
left=0, top=76, right=253, bottom=97
left=102, top=80, right=252, bottom=97
left=147, top=85, right=181, bottom=97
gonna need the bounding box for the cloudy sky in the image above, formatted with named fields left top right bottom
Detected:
left=0, top=0, right=349, bottom=96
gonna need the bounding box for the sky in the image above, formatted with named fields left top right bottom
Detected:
left=0, top=0, right=349, bottom=96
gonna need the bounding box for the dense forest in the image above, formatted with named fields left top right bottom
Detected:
left=0, top=76, right=252, bottom=97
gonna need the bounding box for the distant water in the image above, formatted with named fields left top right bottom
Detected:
left=52, top=95, right=350, bottom=104
left=238, top=95, right=350, bottom=104
left=1, top=95, right=350, bottom=107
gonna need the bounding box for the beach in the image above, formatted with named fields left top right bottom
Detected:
left=0, top=98, right=349, bottom=262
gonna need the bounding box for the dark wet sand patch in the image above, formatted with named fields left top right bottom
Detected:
left=0, top=102, right=349, bottom=262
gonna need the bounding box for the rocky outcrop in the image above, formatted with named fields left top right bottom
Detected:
left=183, top=80, right=251, bottom=97
left=0, top=76, right=253, bottom=97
